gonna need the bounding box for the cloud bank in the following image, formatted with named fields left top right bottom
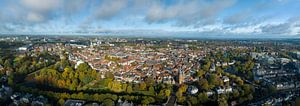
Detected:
left=0, top=0, right=299, bottom=37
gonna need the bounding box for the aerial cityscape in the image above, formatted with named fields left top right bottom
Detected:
left=0, top=0, right=300, bottom=106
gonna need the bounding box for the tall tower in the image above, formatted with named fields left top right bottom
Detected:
left=178, top=69, right=185, bottom=84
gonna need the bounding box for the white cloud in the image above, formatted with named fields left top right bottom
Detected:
left=0, top=0, right=299, bottom=37
left=260, top=17, right=300, bottom=35
left=93, top=0, right=128, bottom=20
left=21, top=0, right=61, bottom=22
left=63, top=0, right=87, bottom=15
left=145, top=0, right=236, bottom=26
left=27, top=12, right=44, bottom=22
left=21, top=0, right=61, bottom=12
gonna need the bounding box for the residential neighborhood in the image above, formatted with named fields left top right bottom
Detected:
left=0, top=36, right=299, bottom=105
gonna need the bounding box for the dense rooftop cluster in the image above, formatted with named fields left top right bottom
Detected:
left=0, top=36, right=300, bottom=105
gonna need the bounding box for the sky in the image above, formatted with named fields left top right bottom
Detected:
left=0, top=0, right=300, bottom=38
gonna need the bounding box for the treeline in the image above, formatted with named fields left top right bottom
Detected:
left=0, top=52, right=59, bottom=85
left=28, top=62, right=98, bottom=90
left=18, top=86, right=156, bottom=105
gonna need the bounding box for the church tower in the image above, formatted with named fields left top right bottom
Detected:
left=178, top=69, right=185, bottom=84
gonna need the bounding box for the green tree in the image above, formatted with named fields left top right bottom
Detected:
left=57, top=98, right=65, bottom=106
left=242, top=84, right=253, bottom=95
left=198, top=92, right=209, bottom=103
left=218, top=98, right=228, bottom=106
left=122, top=83, right=128, bottom=91
left=62, top=67, right=71, bottom=79
left=149, top=86, right=155, bottom=95
left=112, top=81, right=122, bottom=92
left=196, top=70, right=205, bottom=78
left=208, top=74, right=218, bottom=87
left=141, top=99, right=150, bottom=105
left=103, top=99, right=114, bottom=106
left=235, top=77, right=244, bottom=85
left=127, top=85, right=133, bottom=93
left=203, top=61, right=211, bottom=71
left=232, top=89, right=240, bottom=98
left=8, top=75, right=14, bottom=86
left=76, top=62, right=91, bottom=72
left=4, top=59, right=12, bottom=68
left=0, top=58, right=3, bottom=65
left=178, top=84, right=187, bottom=93
left=105, top=71, right=115, bottom=80
left=145, top=77, right=155, bottom=86
left=139, top=82, right=147, bottom=91
left=188, top=96, right=198, bottom=105
left=198, top=79, right=209, bottom=90
left=70, top=79, right=78, bottom=90
left=165, top=89, right=171, bottom=97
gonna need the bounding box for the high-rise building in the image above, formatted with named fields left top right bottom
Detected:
left=178, top=69, right=185, bottom=84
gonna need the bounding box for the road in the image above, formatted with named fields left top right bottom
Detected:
left=165, top=95, right=176, bottom=106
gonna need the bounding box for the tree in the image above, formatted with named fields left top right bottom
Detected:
left=216, top=67, right=223, bottom=73
left=176, top=91, right=186, bottom=104
left=165, top=89, right=171, bottom=97
left=112, top=81, right=122, bottom=92
left=235, top=77, right=244, bottom=85
left=203, top=61, right=211, bottom=71
left=57, top=80, right=66, bottom=88
left=139, top=82, right=147, bottom=91
left=63, top=67, right=73, bottom=79
left=242, top=84, right=253, bottom=95
left=78, top=72, right=85, bottom=83
left=232, top=89, right=240, bottom=98
left=142, top=97, right=155, bottom=105
left=105, top=71, right=115, bottom=80
left=218, top=98, right=228, bottom=106
left=145, top=77, right=155, bottom=86
left=62, top=70, right=69, bottom=79
left=178, top=84, right=187, bottom=93
left=8, top=75, right=14, bottom=86
left=196, top=70, right=205, bottom=78
left=141, top=99, right=150, bottom=105
left=70, top=79, right=78, bottom=90
left=198, top=79, right=209, bottom=90
left=77, top=92, right=85, bottom=99
left=175, top=90, right=184, bottom=103
left=149, top=86, right=155, bottom=95
left=127, top=85, right=133, bottom=93
left=91, top=69, right=98, bottom=79
left=108, top=81, right=113, bottom=89
left=4, top=59, right=12, bottom=68
left=57, top=98, right=65, bottom=106
left=0, top=58, right=3, bottom=65
left=198, top=92, right=209, bottom=103
left=208, top=74, right=218, bottom=87
left=103, top=99, right=114, bottom=106
left=60, top=59, right=69, bottom=68
left=122, top=83, right=128, bottom=91
left=82, top=76, right=93, bottom=85
left=188, top=96, right=198, bottom=105
left=76, top=62, right=91, bottom=72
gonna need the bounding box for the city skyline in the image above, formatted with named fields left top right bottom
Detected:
left=0, top=0, right=300, bottom=38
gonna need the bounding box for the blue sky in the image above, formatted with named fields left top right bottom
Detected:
left=0, top=0, right=300, bottom=37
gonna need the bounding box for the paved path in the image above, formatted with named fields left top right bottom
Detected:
left=166, top=95, right=176, bottom=106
